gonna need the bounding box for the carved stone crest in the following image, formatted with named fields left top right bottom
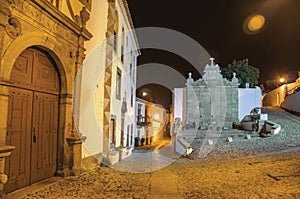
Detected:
left=5, top=17, right=21, bottom=38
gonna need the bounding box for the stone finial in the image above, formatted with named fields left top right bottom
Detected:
left=187, top=72, right=194, bottom=83
left=80, top=7, right=90, bottom=28
left=210, top=57, right=215, bottom=66
left=203, top=58, right=222, bottom=81
left=232, top=72, right=239, bottom=84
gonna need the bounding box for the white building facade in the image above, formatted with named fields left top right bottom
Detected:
left=76, top=0, right=140, bottom=165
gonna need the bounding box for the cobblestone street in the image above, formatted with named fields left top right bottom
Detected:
left=6, top=107, right=300, bottom=199
left=7, top=151, right=299, bottom=199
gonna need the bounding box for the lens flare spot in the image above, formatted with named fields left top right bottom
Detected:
left=243, top=14, right=265, bottom=35
left=248, top=15, right=265, bottom=31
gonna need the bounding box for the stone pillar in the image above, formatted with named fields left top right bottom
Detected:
left=66, top=128, right=85, bottom=176
left=0, top=85, right=15, bottom=197
left=172, top=118, right=182, bottom=152
left=0, top=146, right=15, bottom=198
left=56, top=95, right=73, bottom=176
left=231, top=73, right=240, bottom=124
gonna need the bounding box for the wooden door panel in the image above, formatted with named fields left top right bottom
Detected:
left=6, top=48, right=60, bottom=193
left=31, top=92, right=58, bottom=183
left=10, top=49, right=34, bottom=87
left=4, top=87, right=32, bottom=193
left=33, top=51, right=60, bottom=94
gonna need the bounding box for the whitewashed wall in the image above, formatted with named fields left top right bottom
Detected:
left=238, top=87, right=262, bottom=121
left=263, top=78, right=300, bottom=107
left=78, top=0, right=139, bottom=158
left=173, top=88, right=186, bottom=124
left=281, top=92, right=300, bottom=112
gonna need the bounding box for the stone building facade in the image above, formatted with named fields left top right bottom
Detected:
left=0, top=0, right=92, bottom=195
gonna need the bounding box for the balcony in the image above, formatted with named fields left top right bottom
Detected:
left=136, top=116, right=150, bottom=127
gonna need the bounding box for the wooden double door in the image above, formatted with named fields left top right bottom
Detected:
left=5, top=48, right=60, bottom=193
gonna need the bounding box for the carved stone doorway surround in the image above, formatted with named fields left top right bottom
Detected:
left=0, top=0, right=92, bottom=196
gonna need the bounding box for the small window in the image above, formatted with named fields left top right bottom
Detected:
left=113, top=31, right=117, bottom=52
left=127, top=125, right=130, bottom=146
left=121, top=46, right=124, bottom=63
left=116, top=67, right=122, bottom=100
left=110, top=116, right=116, bottom=145
left=130, top=87, right=133, bottom=107
left=130, top=51, right=133, bottom=78
left=130, top=124, right=133, bottom=146
left=121, top=27, right=125, bottom=63
left=133, top=55, right=136, bottom=82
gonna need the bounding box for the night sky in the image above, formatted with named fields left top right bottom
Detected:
left=127, top=0, right=300, bottom=108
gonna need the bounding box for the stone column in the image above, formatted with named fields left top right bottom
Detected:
left=0, top=146, right=15, bottom=198
left=0, top=12, right=15, bottom=191
left=0, top=4, right=18, bottom=196
left=56, top=95, right=71, bottom=176
left=0, top=84, right=15, bottom=196
left=231, top=73, right=240, bottom=123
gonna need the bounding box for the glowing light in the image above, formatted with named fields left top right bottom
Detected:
left=279, top=77, right=285, bottom=83
left=142, top=92, right=147, bottom=96
left=243, top=14, right=265, bottom=35
left=153, top=113, right=160, bottom=121
left=248, top=15, right=265, bottom=31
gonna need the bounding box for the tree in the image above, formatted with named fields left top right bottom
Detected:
left=221, top=59, right=259, bottom=88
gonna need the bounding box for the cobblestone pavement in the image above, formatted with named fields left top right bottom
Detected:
left=206, top=106, right=300, bottom=158
left=6, top=107, right=300, bottom=199
left=172, top=151, right=300, bottom=199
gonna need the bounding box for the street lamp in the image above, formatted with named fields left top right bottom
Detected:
left=279, top=77, right=285, bottom=83
left=142, top=92, right=147, bottom=97
left=279, top=77, right=288, bottom=96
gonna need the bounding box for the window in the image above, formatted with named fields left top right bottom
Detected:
left=131, top=124, right=133, bottom=146
left=116, top=67, right=122, bottom=100
left=130, top=51, right=133, bottom=78
left=130, top=87, right=133, bottom=107
left=121, top=27, right=125, bottom=63
left=113, top=31, right=117, bottom=52
left=110, top=116, right=116, bottom=145
left=133, top=55, right=136, bottom=83
left=127, top=125, right=130, bottom=147
left=113, top=11, right=119, bottom=52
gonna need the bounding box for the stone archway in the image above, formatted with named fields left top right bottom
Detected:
left=4, top=47, right=60, bottom=193
left=0, top=1, right=92, bottom=195
left=0, top=39, right=80, bottom=194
